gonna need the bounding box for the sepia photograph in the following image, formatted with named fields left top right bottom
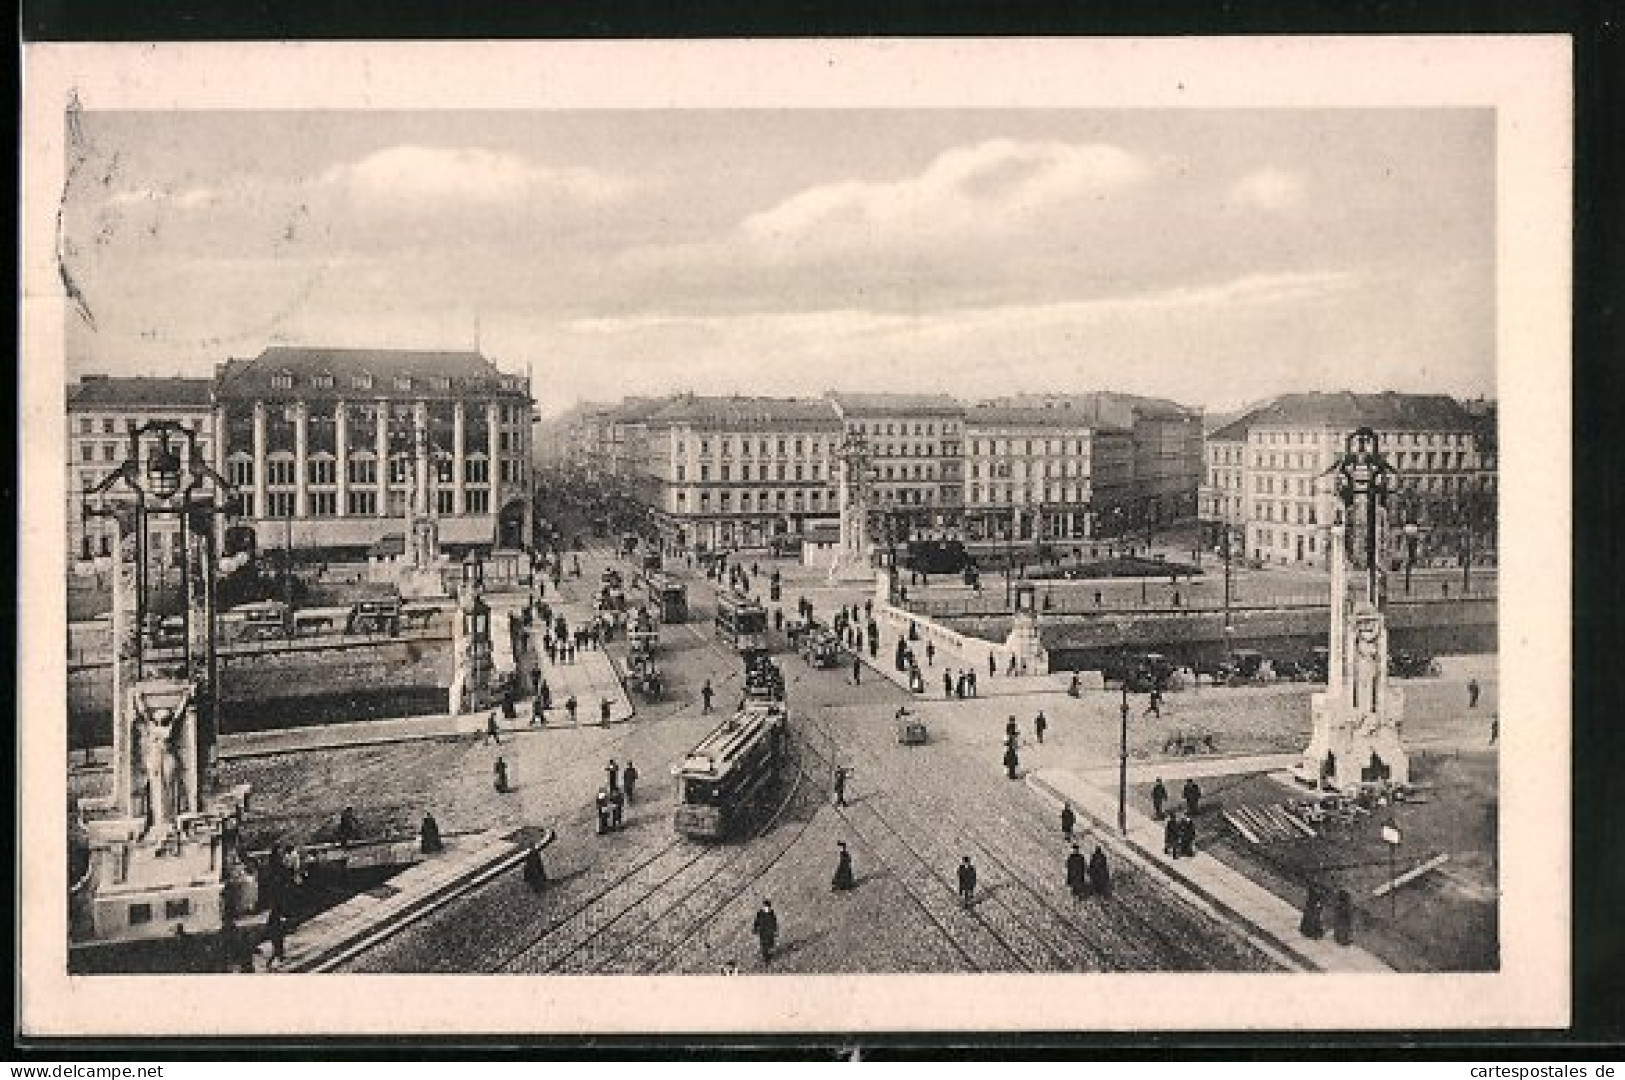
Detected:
left=18, top=37, right=1571, bottom=1037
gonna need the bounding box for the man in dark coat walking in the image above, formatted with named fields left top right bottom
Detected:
left=752, top=900, right=779, bottom=964
left=831, top=841, right=856, bottom=892
left=1066, top=844, right=1088, bottom=900
left=623, top=761, right=639, bottom=801
left=1152, top=777, right=1169, bottom=820
left=1005, top=715, right=1019, bottom=746
left=701, top=679, right=714, bottom=713
left=606, top=759, right=620, bottom=795
left=1003, top=743, right=1020, bottom=780
left=1060, top=802, right=1076, bottom=842
left=1468, top=678, right=1481, bottom=708
left=522, top=845, right=548, bottom=892
left=1178, top=813, right=1197, bottom=858
left=1183, top=778, right=1202, bottom=818
left=1088, top=845, right=1112, bottom=899
left=852, top=655, right=863, bottom=685
left=494, top=757, right=512, bottom=793
left=1164, top=811, right=1182, bottom=859
left=1300, top=885, right=1325, bottom=939
left=832, top=765, right=850, bottom=807
left=1332, top=889, right=1354, bottom=945
left=1034, top=711, right=1047, bottom=744
left=944, top=669, right=954, bottom=699
left=956, top=856, right=978, bottom=906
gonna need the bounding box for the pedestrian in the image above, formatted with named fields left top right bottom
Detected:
left=494, top=756, right=511, bottom=793
left=609, top=787, right=625, bottom=830
left=956, top=856, right=978, bottom=906
left=944, top=669, right=954, bottom=699
left=1003, top=742, right=1020, bottom=780
left=1034, top=711, right=1047, bottom=744
left=831, top=841, right=856, bottom=892
left=530, top=667, right=542, bottom=695
left=1094, top=589, right=1103, bottom=607
left=264, top=908, right=287, bottom=970
left=484, top=711, right=503, bottom=745
left=1468, top=678, right=1481, bottom=708
left=1178, top=813, right=1197, bottom=858
left=1005, top=715, right=1019, bottom=746
left=1332, top=888, right=1354, bottom=945
left=926, top=641, right=936, bottom=666
left=967, top=670, right=978, bottom=697
left=1061, top=801, right=1076, bottom=841
left=1183, top=778, right=1201, bottom=818
left=522, top=844, right=548, bottom=892
left=852, top=655, right=862, bottom=686
left=546, top=638, right=557, bottom=664
left=1300, top=885, right=1325, bottom=939
left=595, top=790, right=611, bottom=834
left=566, top=695, right=578, bottom=724
left=1152, top=777, right=1169, bottom=820
left=955, top=671, right=967, bottom=699
left=1066, top=843, right=1088, bottom=900
left=752, top=900, right=779, bottom=965
left=420, top=812, right=444, bottom=855
left=833, top=765, right=850, bottom=808
left=702, top=680, right=714, bottom=713
left=336, top=805, right=358, bottom=846
left=1164, top=811, right=1182, bottom=859
left=1007, top=654, right=1017, bottom=676
left=623, top=761, right=639, bottom=801
left=606, top=759, right=620, bottom=794
left=1489, top=714, right=1498, bottom=745
left=502, top=683, right=517, bottom=720
left=600, top=697, right=612, bottom=724
left=989, top=652, right=997, bottom=677
left=1088, top=845, right=1112, bottom=899
left=1144, top=687, right=1163, bottom=718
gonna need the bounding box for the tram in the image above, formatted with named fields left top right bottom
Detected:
left=673, top=701, right=789, bottom=840
left=714, top=589, right=768, bottom=652
left=643, top=572, right=689, bottom=624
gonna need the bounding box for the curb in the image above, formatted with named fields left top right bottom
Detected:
left=282, top=826, right=556, bottom=973
left=1024, top=773, right=1316, bottom=973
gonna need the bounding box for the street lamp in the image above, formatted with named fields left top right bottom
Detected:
left=1118, top=683, right=1130, bottom=835
left=83, top=419, right=237, bottom=791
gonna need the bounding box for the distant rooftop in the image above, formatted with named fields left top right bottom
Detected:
left=1243, top=391, right=1476, bottom=431
left=650, top=394, right=841, bottom=429
left=216, top=346, right=527, bottom=400
left=964, top=405, right=1102, bottom=429
left=827, top=392, right=963, bottom=418
left=68, top=375, right=213, bottom=410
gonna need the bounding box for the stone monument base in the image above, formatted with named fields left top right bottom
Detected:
left=1294, top=688, right=1410, bottom=791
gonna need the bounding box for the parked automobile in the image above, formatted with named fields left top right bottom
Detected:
left=1389, top=651, right=1442, bottom=678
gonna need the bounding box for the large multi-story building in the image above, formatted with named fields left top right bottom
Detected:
left=979, top=391, right=1203, bottom=535
left=1198, top=391, right=1497, bottom=570
left=643, top=395, right=844, bottom=551
left=962, top=406, right=1101, bottom=543
left=67, top=375, right=217, bottom=567
left=826, top=393, right=964, bottom=540
left=212, top=346, right=534, bottom=557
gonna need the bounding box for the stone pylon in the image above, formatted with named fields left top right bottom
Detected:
left=1299, top=504, right=1410, bottom=790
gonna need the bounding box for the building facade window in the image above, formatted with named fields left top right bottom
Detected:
left=347, top=490, right=377, bottom=516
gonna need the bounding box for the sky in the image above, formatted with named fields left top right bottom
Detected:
left=60, top=109, right=1495, bottom=417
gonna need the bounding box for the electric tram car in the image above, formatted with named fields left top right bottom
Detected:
left=673, top=701, right=790, bottom=840
left=713, top=589, right=768, bottom=652
left=643, top=572, right=689, bottom=624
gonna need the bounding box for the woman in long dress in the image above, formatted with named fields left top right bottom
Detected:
left=831, top=841, right=856, bottom=891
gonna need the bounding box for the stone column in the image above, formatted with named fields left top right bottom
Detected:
left=251, top=402, right=268, bottom=523
left=453, top=401, right=466, bottom=516
left=335, top=400, right=349, bottom=517
left=109, top=510, right=141, bottom=817
left=375, top=398, right=390, bottom=518
left=414, top=400, right=430, bottom=519
left=293, top=401, right=309, bottom=520
left=487, top=399, right=502, bottom=516
left=184, top=508, right=216, bottom=801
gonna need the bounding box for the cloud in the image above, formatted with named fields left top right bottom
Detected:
left=1229, top=168, right=1305, bottom=210
left=740, top=138, right=1150, bottom=246
left=319, top=145, right=636, bottom=207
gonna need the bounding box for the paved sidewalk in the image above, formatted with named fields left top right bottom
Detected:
left=1029, top=767, right=1393, bottom=974
left=277, top=826, right=555, bottom=973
